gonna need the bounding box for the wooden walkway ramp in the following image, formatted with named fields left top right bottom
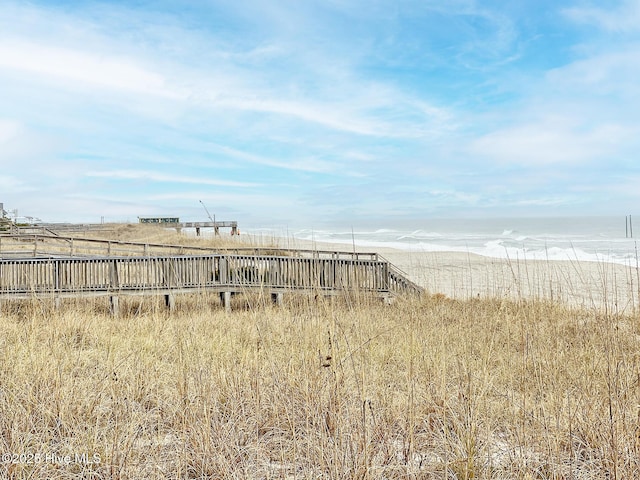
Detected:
left=0, top=251, right=422, bottom=313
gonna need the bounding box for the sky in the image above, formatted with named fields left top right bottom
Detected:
left=1, top=0, right=639, bottom=228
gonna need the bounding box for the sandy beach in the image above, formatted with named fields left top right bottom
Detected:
left=270, top=236, right=640, bottom=312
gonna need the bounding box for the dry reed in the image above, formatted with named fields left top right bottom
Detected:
left=1, top=288, right=639, bottom=479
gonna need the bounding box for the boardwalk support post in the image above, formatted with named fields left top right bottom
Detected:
left=271, top=292, right=283, bottom=306
left=220, top=291, right=231, bottom=312
left=110, top=296, right=119, bottom=316
left=165, top=294, right=175, bottom=311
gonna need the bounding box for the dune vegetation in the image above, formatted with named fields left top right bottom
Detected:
left=1, top=288, right=639, bottom=479
left=1, top=226, right=639, bottom=478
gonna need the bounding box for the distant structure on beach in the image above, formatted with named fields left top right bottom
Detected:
left=139, top=216, right=180, bottom=224
left=0, top=203, right=8, bottom=230
left=138, top=216, right=239, bottom=236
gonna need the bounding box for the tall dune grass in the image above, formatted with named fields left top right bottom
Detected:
left=1, top=289, right=639, bottom=479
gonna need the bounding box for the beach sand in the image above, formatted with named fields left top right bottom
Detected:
left=265, top=236, right=640, bottom=313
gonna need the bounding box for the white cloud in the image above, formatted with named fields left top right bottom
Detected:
left=544, top=48, right=640, bottom=102
left=0, top=37, right=449, bottom=139
left=212, top=87, right=450, bottom=138
left=0, top=0, right=458, bottom=143
left=426, top=189, right=481, bottom=205
left=210, top=143, right=340, bottom=174
left=85, top=170, right=260, bottom=188
left=0, top=39, right=182, bottom=98
left=219, top=97, right=378, bottom=136
left=512, top=196, right=577, bottom=207
left=469, top=120, right=636, bottom=166
left=0, top=119, right=21, bottom=144
left=0, top=175, right=32, bottom=192
left=564, top=0, right=640, bottom=33
left=0, top=120, right=67, bottom=169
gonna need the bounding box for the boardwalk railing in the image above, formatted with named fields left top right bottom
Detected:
left=0, top=233, right=382, bottom=261
left=0, top=253, right=422, bottom=306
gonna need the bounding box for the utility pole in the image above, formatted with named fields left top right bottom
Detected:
left=199, top=200, right=218, bottom=236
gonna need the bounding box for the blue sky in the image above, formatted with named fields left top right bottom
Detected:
left=1, top=0, right=639, bottom=227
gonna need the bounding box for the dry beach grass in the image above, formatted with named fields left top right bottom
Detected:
left=1, top=228, right=640, bottom=478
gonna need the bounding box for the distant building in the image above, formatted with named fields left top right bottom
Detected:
left=138, top=217, right=180, bottom=224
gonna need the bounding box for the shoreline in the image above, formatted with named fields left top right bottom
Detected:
left=249, top=234, right=640, bottom=312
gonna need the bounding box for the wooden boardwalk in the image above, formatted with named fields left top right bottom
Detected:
left=139, top=219, right=239, bottom=235
left=0, top=251, right=422, bottom=313
left=175, top=221, right=238, bottom=235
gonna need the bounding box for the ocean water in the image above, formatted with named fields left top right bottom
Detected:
left=284, top=216, right=640, bottom=266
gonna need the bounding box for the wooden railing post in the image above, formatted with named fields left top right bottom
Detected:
left=54, top=260, right=60, bottom=292
left=110, top=259, right=119, bottom=289
left=269, top=259, right=280, bottom=286
left=219, top=257, right=228, bottom=284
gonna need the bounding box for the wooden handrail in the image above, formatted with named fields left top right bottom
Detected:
left=0, top=253, right=421, bottom=297
left=0, top=233, right=381, bottom=261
